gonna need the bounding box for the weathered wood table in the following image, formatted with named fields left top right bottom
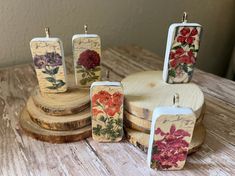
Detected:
left=0, top=45, right=235, bottom=176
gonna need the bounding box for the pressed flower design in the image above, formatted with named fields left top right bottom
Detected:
left=92, top=90, right=123, bottom=141
left=168, top=26, right=201, bottom=83
left=176, top=27, right=198, bottom=44
left=33, top=52, right=65, bottom=90
left=76, top=49, right=101, bottom=85
left=151, top=124, right=190, bottom=169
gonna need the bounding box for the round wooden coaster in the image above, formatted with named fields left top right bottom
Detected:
left=124, top=103, right=206, bottom=133
left=20, top=107, right=92, bottom=143
left=27, top=97, right=91, bottom=131
left=32, top=87, right=90, bottom=116
left=125, top=122, right=206, bottom=155
left=121, top=71, right=204, bottom=120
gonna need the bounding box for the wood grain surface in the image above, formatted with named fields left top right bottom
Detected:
left=124, top=105, right=205, bottom=134
left=121, top=70, right=204, bottom=120
left=27, top=97, right=91, bottom=131
left=32, top=86, right=90, bottom=116
left=0, top=45, right=235, bottom=176
left=20, top=108, right=92, bottom=143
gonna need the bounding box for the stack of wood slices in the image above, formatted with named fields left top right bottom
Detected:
left=20, top=79, right=92, bottom=143
left=121, top=71, right=206, bottom=154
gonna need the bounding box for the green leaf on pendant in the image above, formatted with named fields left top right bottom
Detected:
left=182, top=64, right=188, bottom=73
left=51, top=67, right=59, bottom=75
left=168, top=69, right=176, bottom=77
left=93, top=124, right=102, bottom=136
left=45, top=77, right=56, bottom=83
left=99, top=116, right=106, bottom=123
left=56, top=80, right=65, bottom=88
left=92, top=67, right=101, bottom=72
left=46, top=85, right=57, bottom=89
left=80, top=79, right=87, bottom=85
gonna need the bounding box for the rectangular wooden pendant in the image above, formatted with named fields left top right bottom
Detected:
left=72, top=34, right=101, bottom=87
left=147, top=107, right=196, bottom=170
left=163, top=22, right=202, bottom=84
left=90, top=82, right=124, bottom=142
left=30, top=38, right=67, bottom=93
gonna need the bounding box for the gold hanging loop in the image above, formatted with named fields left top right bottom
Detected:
left=45, top=27, right=50, bottom=38
left=173, top=93, right=180, bottom=107
left=105, top=70, right=110, bottom=81
left=182, top=12, right=188, bottom=23
left=84, top=24, right=88, bottom=34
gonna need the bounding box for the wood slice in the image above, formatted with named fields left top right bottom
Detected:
left=121, top=71, right=204, bottom=120
left=27, top=97, right=91, bottom=131
left=125, top=122, right=206, bottom=155
left=19, top=107, right=92, bottom=143
left=124, top=103, right=206, bottom=133
left=32, top=87, right=90, bottom=116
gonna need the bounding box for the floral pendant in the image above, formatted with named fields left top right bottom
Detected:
left=163, top=25, right=202, bottom=83
left=147, top=107, right=196, bottom=170
left=73, top=35, right=101, bottom=87
left=91, top=82, right=124, bottom=142
left=30, top=40, right=67, bottom=93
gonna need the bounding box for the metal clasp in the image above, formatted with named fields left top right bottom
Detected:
left=45, top=27, right=50, bottom=38
left=173, top=93, right=180, bottom=107
left=84, top=24, right=88, bottom=34
left=182, top=12, right=188, bottom=23
left=105, top=70, right=110, bottom=81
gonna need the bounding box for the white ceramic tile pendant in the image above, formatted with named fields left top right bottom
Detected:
left=72, top=25, right=101, bottom=87
left=90, top=81, right=124, bottom=142
left=163, top=12, right=202, bottom=84
left=147, top=94, right=196, bottom=170
left=30, top=28, right=67, bottom=93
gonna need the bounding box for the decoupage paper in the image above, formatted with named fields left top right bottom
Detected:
left=150, top=114, right=195, bottom=170
left=30, top=40, right=67, bottom=93
left=167, top=26, right=202, bottom=83
left=73, top=37, right=101, bottom=87
left=91, top=85, right=123, bottom=142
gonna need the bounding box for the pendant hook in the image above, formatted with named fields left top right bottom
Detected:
left=173, top=93, right=180, bottom=107
left=84, top=24, right=88, bottom=34
left=45, top=27, right=50, bottom=38
left=105, top=70, right=110, bottom=81
left=182, top=12, right=188, bottom=23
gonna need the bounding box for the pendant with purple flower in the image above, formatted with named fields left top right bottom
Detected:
left=33, top=52, right=66, bottom=90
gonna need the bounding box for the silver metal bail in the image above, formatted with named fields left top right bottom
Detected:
left=84, top=24, right=88, bottom=34
left=105, top=70, right=110, bottom=81
left=182, top=12, right=188, bottom=23
left=45, top=27, right=50, bottom=38
left=173, top=93, right=180, bottom=107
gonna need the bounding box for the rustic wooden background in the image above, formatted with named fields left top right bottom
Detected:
left=0, top=45, right=235, bottom=176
